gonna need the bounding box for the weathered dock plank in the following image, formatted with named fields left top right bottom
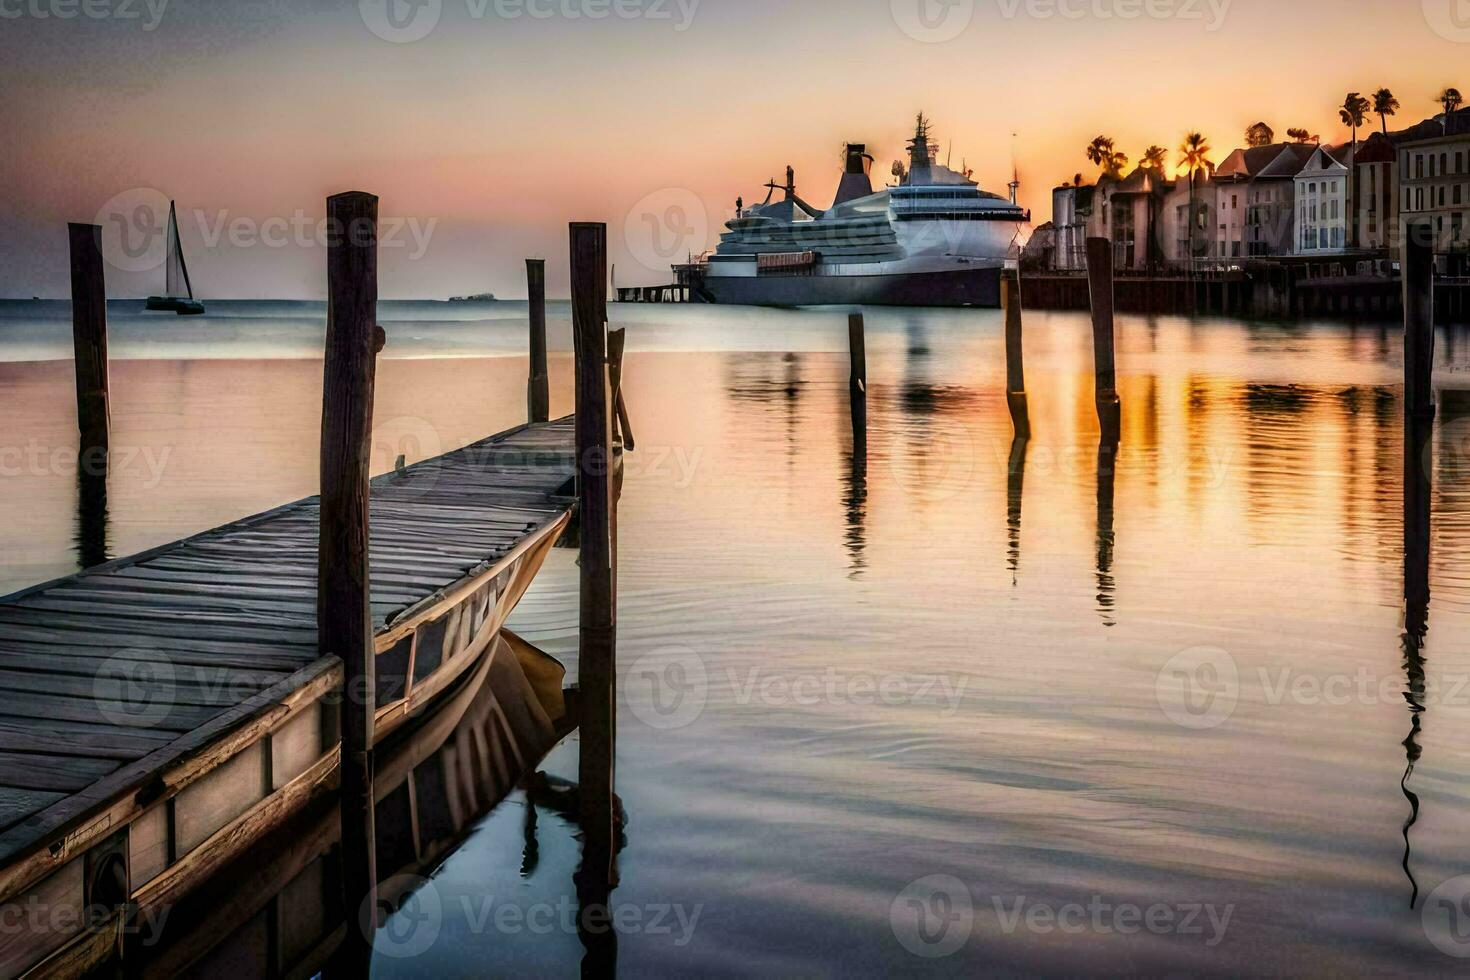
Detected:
left=0, top=415, right=578, bottom=855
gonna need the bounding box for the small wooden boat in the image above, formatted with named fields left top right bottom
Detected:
left=0, top=420, right=591, bottom=977
left=145, top=201, right=205, bottom=316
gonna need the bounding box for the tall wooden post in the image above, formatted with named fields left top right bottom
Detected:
left=570, top=222, right=617, bottom=887
left=1403, top=217, right=1436, bottom=633
left=1403, top=218, right=1436, bottom=424
left=1001, top=270, right=1031, bottom=440
left=320, top=190, right=380, bottom=962
left=69, top=223, right=110, bottom=472
left=526, top=258, right=549, bottom=424
left=848, top=312, right=868, bottom=470
left=1086, top=237, right=1122, bottom=442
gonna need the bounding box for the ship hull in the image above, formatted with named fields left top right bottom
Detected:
left=694, top=265, right=1002, bottom=308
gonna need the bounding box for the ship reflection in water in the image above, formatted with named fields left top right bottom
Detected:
left=5, top=305, right=1470, bottom=972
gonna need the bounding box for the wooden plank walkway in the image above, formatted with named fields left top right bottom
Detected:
left=0, top=416, right=579, bottom=865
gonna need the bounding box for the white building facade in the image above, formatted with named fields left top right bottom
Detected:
left=1294, top=146, right=1348, bottom=254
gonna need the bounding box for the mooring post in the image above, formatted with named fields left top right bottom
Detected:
left=570, top=222, right=617, bottom=886
left=68, top=223, right=110, bottom=474
left=1001, top=269, right=1031, bottom=440
left=527, top=258, right=550, bottom=424
left=1403, top=216, right=1436, bottom=629
left=320, top=190, right=380, bottom=962
left=1085, top=237, right=1122, bottom=442
left=848, top=312, right=868, bottom=469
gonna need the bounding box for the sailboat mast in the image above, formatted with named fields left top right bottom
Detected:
left=170, top=201, right=196, bottom=301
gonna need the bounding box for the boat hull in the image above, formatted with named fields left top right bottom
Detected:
left=145, top=296, right=205, bottom=315
left=695, top=265, right=1002, bottom=308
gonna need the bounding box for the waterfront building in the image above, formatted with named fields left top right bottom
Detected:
left=1397, top=107, right=1470, bottom=256
left=1294, top=145, right=1351, bottom=254
left=1353, top=133, right=1399, bottom=251
left=1244, top=144, right=1316, bottom=256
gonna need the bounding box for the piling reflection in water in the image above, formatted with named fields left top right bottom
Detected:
left=1006, top=437, right=1026, bottom=582
left=74, top=465, right=109, bottom=569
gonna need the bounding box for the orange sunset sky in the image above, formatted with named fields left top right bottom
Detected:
left=2, top=0, right=1467, bottom=298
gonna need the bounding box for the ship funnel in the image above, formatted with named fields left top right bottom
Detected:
left=832, top=142, right=876, bottom=208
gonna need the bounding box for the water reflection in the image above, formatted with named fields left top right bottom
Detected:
left=1095, top=440, right=1118, bottom=626
left=1006, top=437, right=1027, bottom=583
left=75, top=466, right=109, bottom=569
left=1400, top=407, right=1434, bottom=908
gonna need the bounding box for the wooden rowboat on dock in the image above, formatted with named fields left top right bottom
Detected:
left=0, top=417, right=603, bottom=977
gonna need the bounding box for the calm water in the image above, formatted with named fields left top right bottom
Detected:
left=5, top=299, right=1470, bottom=974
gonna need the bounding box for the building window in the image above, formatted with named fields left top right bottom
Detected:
left=1417, top=155, right=1425, bottom=179
left=1458, top=151, right=1466, bottom=174
left=1457, top=185, right=1465, bottom=205
left=1442, top=153, right=1450, bottom=175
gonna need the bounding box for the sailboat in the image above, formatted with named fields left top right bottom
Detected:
left=145, top=201, right=205, bottom=315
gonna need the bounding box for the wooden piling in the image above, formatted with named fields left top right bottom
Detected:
left=68, top=223, right=110, bottom=471
left=1001, top=270, right=1031, bottom=440
left=607, top=327, right=635, bottom=452
left=526, top=258, right=550, bottom=424
left=1085, top=237, right=1122, bottom=442
left=319, top=190, right=380, bottom=959
left=1403, top=219, right=1436, bottom=423
left=570, top=222, right=617, bottom=886
left=1402, top=217, right=1436, bottom=631
left=848, top=312, right=868, bottom=468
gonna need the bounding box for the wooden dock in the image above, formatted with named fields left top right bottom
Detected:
left=0, top=417, right=584, bottom=976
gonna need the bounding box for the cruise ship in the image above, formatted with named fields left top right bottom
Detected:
left=681, top=115, right=1030, bottom=307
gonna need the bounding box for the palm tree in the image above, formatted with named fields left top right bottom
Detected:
left=1438, top=86, right=1464, bottom=117
left=1286, top=127, right=1319, bottom=144
left=1141, top=145, right=1169, bottom=172
left=1373, top=88, right=1399, bottom=134
left=1340, top=92, right=1371, bottom=247
left=1086, top=136, right=1114, bottom=174
left=1179, top=132, right=1213, bottom=259
left=1245, top=122, right=1275, bottom=147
